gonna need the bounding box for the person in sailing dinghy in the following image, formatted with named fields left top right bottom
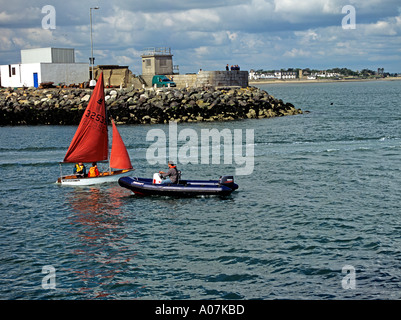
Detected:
left=159, top=161, right=179, bottom=184
left=88, top=162, right=100, bottom=178
left=73, top=163, right=86, bottom=177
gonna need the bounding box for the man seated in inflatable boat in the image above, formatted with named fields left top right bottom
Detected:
left=159, top=161, right=179, bottom=184
left=118, top=169, right=238, bottom=196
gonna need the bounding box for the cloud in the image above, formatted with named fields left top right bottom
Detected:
left=0, top=6, right=42, bottom=28
left=274, top=0, right=342, bottom=15
left=0, top=0, right=400, bottom=73
left=363, top=19, right=399, bottom=36
left=116, top=0, right=245, bottom=13
left=284, top=48, right=311, bottom=58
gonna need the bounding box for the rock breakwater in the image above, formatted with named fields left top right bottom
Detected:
left=0, top=86, right=302, bottom=126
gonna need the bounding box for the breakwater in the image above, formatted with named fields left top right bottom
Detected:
left=0, top=86, right=302, bottom=126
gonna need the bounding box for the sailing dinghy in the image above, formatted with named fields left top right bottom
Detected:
left=56, top=72, right=133, bottom=186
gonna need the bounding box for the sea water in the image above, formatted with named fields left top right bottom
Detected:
left=0, top=80, right=400, bottom=299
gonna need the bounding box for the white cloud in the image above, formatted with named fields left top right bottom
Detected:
left=363, top=18, right=399, bottom=36
left=227, top=31, right=238, bottom=41
left=0, top=0, right=400, bottom=72
left=274, top=0, right=342, bottom=14
left=295, top=30, right=320, bottom=42
left=284, top=48, right=311, bottom=57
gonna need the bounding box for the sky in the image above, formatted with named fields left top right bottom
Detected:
left=0, top=0, right=400, bottom=74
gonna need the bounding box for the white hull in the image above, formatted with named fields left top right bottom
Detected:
left=57, top=169, right=133, bottom=186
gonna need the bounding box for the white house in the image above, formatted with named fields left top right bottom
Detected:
left=280, top=71, right=297, bottom=79
left=249, top=70, right=278, bottom=80
left=0, top=48, right=89, bottom=88
left=274, top=71, right=282, bottom=79
left=249, top=69, right=257, bottom=80
left=249, top=69, right=298, bottom=80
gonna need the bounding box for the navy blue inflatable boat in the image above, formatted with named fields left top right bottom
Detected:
left=118, top=175, right=239, bottom=197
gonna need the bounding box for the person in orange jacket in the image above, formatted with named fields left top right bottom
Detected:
left=88, top=162, right=100, bottom=177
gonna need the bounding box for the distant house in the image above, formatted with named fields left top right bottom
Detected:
left=263, top=73, right=276, bottom=79
left=273, top=70, right=297, bottom=79
left=249, top=70, right=279, bottom=80
left=249, top=69, right=257, bottom=80
left=249, top=70, right=298, bottom=80
left=315, top=70, right=341, bottom=78
left=274, top=71, right=282, bottom=79
left=280, top=71, right=297, bottom=79
left=0, top=47, right=89, bottom=88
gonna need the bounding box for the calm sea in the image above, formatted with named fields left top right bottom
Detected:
left=1, top=80, right=401, bottom=300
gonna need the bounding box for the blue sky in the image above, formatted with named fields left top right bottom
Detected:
left=0, top=0, right=400, bottom=74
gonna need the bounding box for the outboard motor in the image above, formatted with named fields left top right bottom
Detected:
left=219, top=176, right=236, bottom=189
left=153, top=173, right=163, bottom=184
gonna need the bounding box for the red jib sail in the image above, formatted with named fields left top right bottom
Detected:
left=110, top=119, right=133, bottom=169
left=63, top=73, right=108, bottom=163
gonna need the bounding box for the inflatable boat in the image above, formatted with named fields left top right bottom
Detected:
left=118, top=174, right=238, bottom=197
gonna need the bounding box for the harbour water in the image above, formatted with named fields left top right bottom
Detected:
left=1, top=80, right=401, bottom=300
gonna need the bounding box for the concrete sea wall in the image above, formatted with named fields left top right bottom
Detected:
left=170, top=71, right=249, bottom=89
left=139, top=70, right=249, bottom=89
left=0, top=86, right=302, bottom=126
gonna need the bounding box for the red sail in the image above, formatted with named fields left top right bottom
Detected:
left=63, top=73, right=108, bottom=163
left=110, top=120, right=133, bottom=169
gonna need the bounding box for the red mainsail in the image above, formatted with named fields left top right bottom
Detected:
left=110, top=120, right=133, bottom=169
left=63, top=73, right=108, bottom=163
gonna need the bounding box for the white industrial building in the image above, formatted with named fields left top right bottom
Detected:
left=0, top=48, right=89, bottom=88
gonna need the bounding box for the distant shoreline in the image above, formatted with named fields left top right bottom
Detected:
left=249, top=77, right=401, bottom=85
